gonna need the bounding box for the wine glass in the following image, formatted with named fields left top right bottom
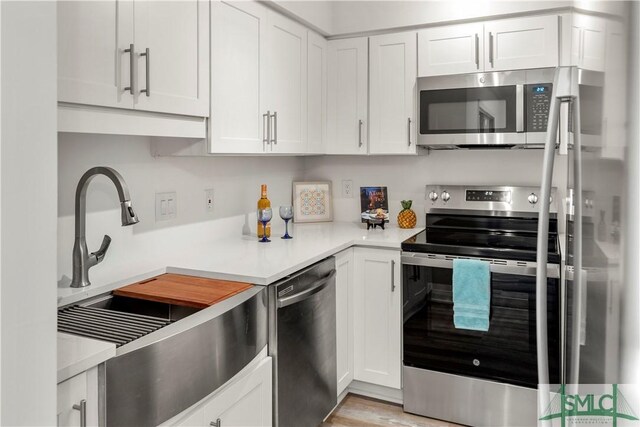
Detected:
left=279, top=206, right=294, bottom=239
left=258, top=208, right=272, bottom=243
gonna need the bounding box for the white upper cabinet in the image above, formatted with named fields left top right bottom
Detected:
left=418, top=23, right=483, bottom=77
left=571, top=13, right=606, bottom=72
left=57, top=0, right=133, bottom=109
left=266, top=12, right=308, bottom=154
left=484, top=15, right=558, bottom=71
left=133, top=0, right=209, bottom=116
left=353, top=248, right=402, bottom=389
left=327, top=37, right=368, bottom=155
left=58, top=0, right=209, bottom=118
left=369, top=32, right=417, bottom=155
left=307, top=31, right=328, bottom=154
left=210, top=1, right=268, bottom=154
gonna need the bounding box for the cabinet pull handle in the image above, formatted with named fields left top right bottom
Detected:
left=358, top=119, right=364, bottom=147
left=72, top=399, right=87, bottom=427
left=263, top=111, right=270, bottom=151
left=140, top=48, right=150, bottom=97
left=210, top=418, right=221, bottom=427
left=270, top=111, right=278, bottom=146
left=391, top=260, right=396, bottom=292
left=407, top=118, right=412, bottom=146
left=123, top=44, right=135, bottom=95
left=488, top=32, right=494, bottom=68
left=474, top=33, right=480, bottom=69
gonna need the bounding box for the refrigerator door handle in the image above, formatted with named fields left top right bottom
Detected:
left=536, top=67, right=577, bottom=412
left=569, top=86, right=583, bottom=385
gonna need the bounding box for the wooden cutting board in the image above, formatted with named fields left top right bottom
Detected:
left=113, top=273, right=253, bottom=309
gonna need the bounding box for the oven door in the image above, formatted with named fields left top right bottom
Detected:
left=402, top=253, right=560, bottom=389
left=417, top=74, right=525, bottom=148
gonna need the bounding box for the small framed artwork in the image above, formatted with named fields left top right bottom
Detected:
left=360, top=186, right=389, bottom=223
left=292, top=181, right=333, bottom=223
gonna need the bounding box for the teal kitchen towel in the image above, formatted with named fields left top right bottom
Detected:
left=452, top=258, right=490, bottom=332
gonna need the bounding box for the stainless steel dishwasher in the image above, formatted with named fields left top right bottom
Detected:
left=269, top=257, right=337, bottom=427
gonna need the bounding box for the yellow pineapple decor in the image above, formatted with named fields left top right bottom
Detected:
left=397, top=200, right=417, bottom=229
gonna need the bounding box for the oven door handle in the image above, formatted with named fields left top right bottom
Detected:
left=401, top=254, right=560, bottom=279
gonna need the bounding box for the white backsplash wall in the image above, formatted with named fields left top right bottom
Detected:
left=303, top=150, right=568, bottom=225
left=58, top=133, right=305, bottom=287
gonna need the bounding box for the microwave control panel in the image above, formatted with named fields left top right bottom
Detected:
left=525, top=83, right=553, bottom=132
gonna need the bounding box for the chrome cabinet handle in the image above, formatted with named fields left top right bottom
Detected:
left=390, top=260, right=396, bottom=292
left=262, top=112, right=269, bottom=151
left=270, top=111, right=278, bottom=145
left=474, top=33, right=480, bottom=69
left=73, top=399, right=87, bottom=427
left=210, top=418, right=221, bottom=427
left=407, top=118, right=412, bottom=146
left=358, top=119, right=363, bottom=147
left=488, top=32, right=494, bottom=68
left=123, top=44, right=135, bottom=95
left=140, top=48, right=150, bottom=97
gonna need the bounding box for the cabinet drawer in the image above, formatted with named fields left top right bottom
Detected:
left=57, top=372, right=88, bottom=427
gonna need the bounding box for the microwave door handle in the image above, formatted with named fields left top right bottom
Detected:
left=516, top=84, right=524, bottom=133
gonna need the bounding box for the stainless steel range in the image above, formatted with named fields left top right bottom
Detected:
left=401, top=185, right=561, bottom=427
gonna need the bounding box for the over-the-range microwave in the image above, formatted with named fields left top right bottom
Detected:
left=417, top=67, right=556, bottom=149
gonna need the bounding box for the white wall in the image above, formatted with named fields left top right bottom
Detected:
left=57, top=134, right=305, bottom=288
left=330, top=0, right=572, bottom=36
left=303, top=150, right=567, bottom=225
left=1, top=1, right=57, bottom=425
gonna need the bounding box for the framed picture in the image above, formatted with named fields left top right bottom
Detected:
left=360, top=186, right=389, bottom=223
left=292, top=181, right=333, bottom=223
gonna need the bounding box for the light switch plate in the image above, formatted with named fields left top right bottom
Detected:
left=156, top=191, right=177, bottom=221
left=205, top=188, right=214, bottom=213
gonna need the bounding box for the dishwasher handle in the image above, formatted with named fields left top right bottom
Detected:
left=277, top=269, right=336, bottom=308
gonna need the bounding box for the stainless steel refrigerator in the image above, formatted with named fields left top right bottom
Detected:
left=536, top=5, right=638, bottom=420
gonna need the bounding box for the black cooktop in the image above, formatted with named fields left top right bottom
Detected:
left=402, top=213, right=560, bottom=263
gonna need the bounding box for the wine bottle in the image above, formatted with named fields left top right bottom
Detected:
left=257, top=184, right=271, bottom=238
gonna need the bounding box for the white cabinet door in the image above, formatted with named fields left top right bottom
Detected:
left=353, top=248, right=402, bottom=389
left=418, top=23, right=483, bottom=77
left=307, top=31, right=328, bottom=155
left=57, top=0, right=133, bottom=108
left=369, top=32, right=417, bottom=155
left=58, top=368, right=99, bottom=427
left=571, top=14, right=606, bottom=72
left=335, top=249, right=355, bottom=396
left=133, top=0, right=209, bottom=116
left=485, top=15, right=558, bottom=71
left=210, top=1, right=268, bottom=154
left=327, top=38, right=368, bottom=155
left=266, top=12, right=307, bottom=154
left=203, top=357, right=272, bottom=427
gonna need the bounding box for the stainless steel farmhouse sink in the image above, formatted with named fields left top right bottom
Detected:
left=58, top=285, right=267, bottom=427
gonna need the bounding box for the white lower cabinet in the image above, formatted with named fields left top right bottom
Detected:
left=57, top=367, right=99, bottom=427
left=171, top=356, right=272, bottom=427
left=335, top=249, right=355, bottom=396
left=353, top=248, right=402, bottom=390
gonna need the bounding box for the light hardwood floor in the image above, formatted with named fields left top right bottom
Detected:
left=323, top=394, right=463, bottom=427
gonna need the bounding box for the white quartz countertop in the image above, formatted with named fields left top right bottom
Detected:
left=58, top=332, right=116, bottom=383
left=58, top=222, right=422, bottom=307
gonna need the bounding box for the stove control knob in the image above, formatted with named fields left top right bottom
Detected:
left=528, top=193, right=538, bottom=205
left=428, top=191, right=438, bottom=202
left=441, top=191, right=451, bottom=202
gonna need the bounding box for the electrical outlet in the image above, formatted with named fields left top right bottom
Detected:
left=205, top=188, right=214, bottom=213
left=342, top=180, right=354, bottom=198
left=155, top=191, right=177, bottom=221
